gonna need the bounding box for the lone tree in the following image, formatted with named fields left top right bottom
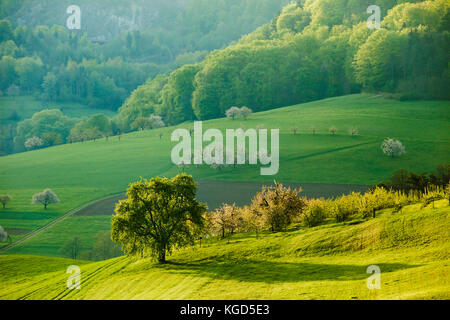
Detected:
left=381, top=138, right=406, bottom=158
left=225, top=107, right=241, bottom=120
left=0, top=225, right=8, bottom=243
left=32, top=188, right=60, bottom=209
left=291, top=127, right=299, bottom=135
left=329, top=126, right=337, bottom=135
left=111, top=174, right=207, bottom=263
left=349, top=127, right=359, bottom=136
left=0, top=194, right=12, bottom=208
left=240, top=107, right=252, bottom=120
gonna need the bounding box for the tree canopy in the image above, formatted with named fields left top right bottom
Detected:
left=111, top=174, right=207, bottom=263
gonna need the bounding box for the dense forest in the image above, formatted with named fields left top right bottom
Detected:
left=0, top=0, right=449, bottom=155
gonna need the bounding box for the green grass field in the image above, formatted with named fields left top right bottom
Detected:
left=0, top=94, right=449, bottom=257
left=1, top=202, right=448, bottom=300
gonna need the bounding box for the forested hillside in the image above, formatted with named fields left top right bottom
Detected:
left=0, top=0, right=289, bottom=154
left=119, top=0, right=449, bottom=129
left=1, top=0, right=448, bottom=155
left=0, top=0, right=288, bottom=106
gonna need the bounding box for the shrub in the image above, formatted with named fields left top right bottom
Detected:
left=332, top=192, right=361, bottom=222
left=250, top=182, right=305, bottom=232
left=302, top=199, right=327, bottom=227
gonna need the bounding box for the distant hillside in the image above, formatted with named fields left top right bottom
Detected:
left=2, top=0, right=289, bottom=45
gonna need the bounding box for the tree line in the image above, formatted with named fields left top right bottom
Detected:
left=118, top=0, right=449, bottom=129
left=110, top=172, right=450, bottom=263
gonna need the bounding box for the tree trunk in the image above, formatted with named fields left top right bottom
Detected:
left=158, top=245, right=166, bottom=263
left=44, top=203, right=47, bottom=210
left=158, top=249, right=166, bottom=263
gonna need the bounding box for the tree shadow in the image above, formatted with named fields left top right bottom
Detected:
left=155, top=259, right=416, bottom=284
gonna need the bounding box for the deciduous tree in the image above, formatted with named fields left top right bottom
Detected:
left=111, top=174, right=207, bottom=263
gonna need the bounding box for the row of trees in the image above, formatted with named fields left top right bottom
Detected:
left=110, top=173, right=450, bottom=264
left=4, top=105, right=167, bottom=154
left=290, top=125, right=359, bottom=136
left=376, top=163, right=450, bottom=192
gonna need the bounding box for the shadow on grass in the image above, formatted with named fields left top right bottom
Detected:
left=155, top=259, right=416, bottom=284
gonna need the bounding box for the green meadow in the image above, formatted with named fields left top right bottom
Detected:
left=1, top=202, right=448, bottom=300
left=0, top=94, right=449, bottom=256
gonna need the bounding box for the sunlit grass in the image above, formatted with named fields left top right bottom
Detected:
left=0, top=203, right=448, bottom=300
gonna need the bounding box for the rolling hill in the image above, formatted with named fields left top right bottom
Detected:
left=0, top=202, right=449, bottom=300
left=0, top=94, right=449, bottom=257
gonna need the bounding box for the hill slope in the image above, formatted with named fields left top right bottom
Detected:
left=0, top=94, right=449, bottom=256
left=1, top=203, right=449, bottom=300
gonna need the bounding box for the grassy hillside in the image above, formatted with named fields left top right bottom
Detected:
left=0, top=94, right=449, bottom=256
left=1, top=202, right=448, bottom=300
